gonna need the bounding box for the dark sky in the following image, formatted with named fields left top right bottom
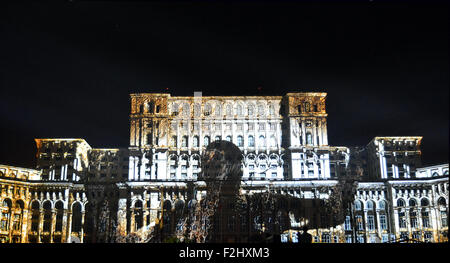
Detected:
left=1, top=1, right=448, bottom=168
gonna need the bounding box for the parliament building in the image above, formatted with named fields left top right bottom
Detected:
left=0, top=92, right=448, bottom=243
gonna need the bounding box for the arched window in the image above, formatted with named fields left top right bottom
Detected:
left=204, top=103, right=212, bottom=116
left=171, top=136, right=177, bottom=147
left=181, top=136, right=188, bottom=147
left=421, top=198, right=430, bottom=207
left=354, top=200, right=362, bottom=211
left=259, top=135, right=266, bottom=147
left=236, top=104, right=243, bottom=116
left=237, top=136, right=244, bottom=147
left=397, top=199, right=406, bottom=207
left=204, top=136, right=210, bottom=147
left=134, top=200, right=143, bottom=231
left=226, top=104, right=232, bottom=116
left=55, top=201, right=64, bottom=232
left=258, top=104, right=265, bottom=116
left=378, top=200, right=386, bottom=210
left=248, top=105, right=254, bottom=116
left=226, top=136, right=232, bottom=142
left=71, top=202, right=82, bottom=232
left=215, top=136, right=221, bottom=142
left=306, top=132, right=313, bottom=145
left=148, top=101, right=154, bottom=114
left=30, top=201, right=40, bottom=232
left=270, top=136, right=277, bottom=147
left=193, top=136, right=199, bottom=147
left=366, top=200, right=374, bottom=210
left=409, top=199, right=417, bottom=207
left=248, top=135, right=255, bottom=147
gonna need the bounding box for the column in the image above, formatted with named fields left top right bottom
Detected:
left=301, top=118, right=306, bottom=146
left=22, top=208, right=29, bottom=243
left=80, top=212, right=85, bottom=243
left=61, top=209, right=68, bottom=243
left=393, top=209, right=399, bottom=239
left=38, top=209, right=44, bottom=243
left=66, top=211, right=72, bottom=243
left=322, top=119, right=328, bottom=145
left=318, top=118, right=323, bottom=146
left=417, top=208, right=423, bottom=241
left=50, top=209, right=56, bottom=243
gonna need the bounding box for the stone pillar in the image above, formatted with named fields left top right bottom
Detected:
left=61, top=209, right=68, bottom=243
left=417, top=207, right=424, bottom=241
left=116, top=198, right=128, bottom=239
left=393, top=209, right=399, bottom=239
left=405, top=210, right=412, bottom=239
left=22, top=209, right=29, bottom=243
left=66, top=211, right=72, bottom=243
left=80, top=212, right=85, bottom=243
left=50, top=209, right=56, bottom=243
left=38, top=209, right=44, bottom=243
left=322, top=119, right=328, bottom=145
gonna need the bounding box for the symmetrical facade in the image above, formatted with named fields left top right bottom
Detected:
left=0, top=92, right=448, bottom=243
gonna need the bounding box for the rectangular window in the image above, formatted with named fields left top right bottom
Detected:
left=381, top=234, right=389, bottom=243
left=356, top=216, right=364, bottom=230
left=424, top=232, right=433, bottom=242
left=422, top=211, right=430, bottom=228
left=344, top=216, right=352, bottom=231
left=380, top=215, right=387, bottom=230
left=367, top=215, right=375, bottom=231
left=441, top=211, right=448, bottom=227
left=412, top=232, right=421, bottom=241
left=400, top=232, right=409, bottom=240
left=345, top=235, right=352, bottom=243
left=333, top=236, right=339, bottom=243
left=398, top=211, right=406, bottom=228
left=410, top=217, right=418, bottom=228
left=356, top=235, right=365, bottom=243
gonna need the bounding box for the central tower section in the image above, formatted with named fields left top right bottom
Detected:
left=128, top=92, right=330, bottom=182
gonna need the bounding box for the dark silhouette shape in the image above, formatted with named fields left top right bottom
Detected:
left=298, top=226, right=312, bottom=244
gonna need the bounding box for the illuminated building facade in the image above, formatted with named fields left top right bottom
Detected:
left=0, top=92, right=448, bottom=243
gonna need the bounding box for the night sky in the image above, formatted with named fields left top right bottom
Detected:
left=1, top=1, right=448, bottom=168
